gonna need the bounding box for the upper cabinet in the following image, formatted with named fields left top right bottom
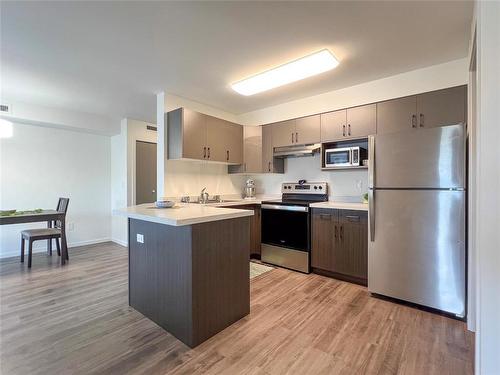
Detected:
left=271, top=115, right=320, bottom=148
left=263, top=125, right=284, bottom=173
left=271, top=119, right=296, bottom=147
left=321, top=109, right=346, bottom=141
left=320, top=104, right=376, bottom=142
left=295, top=115, right=321, bottom=145
left=206, top=117, right=243, bottom=164
left=377, top=85, right=466, bottom=135
left=376, top=96, right=417, bottom=135
left=229, top=125, right=284, bottom=174
left=346, top=104, right=376, bottom=138
left=416, top=85, right=466, bottom=129
left=167, top=107, right=243, bottom=164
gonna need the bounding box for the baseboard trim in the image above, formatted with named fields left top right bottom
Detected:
left=0, top=238, right=112, bottom=259
left=111, top=239, right=128, bottom=247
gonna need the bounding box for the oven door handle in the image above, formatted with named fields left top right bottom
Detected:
left=261, top=204, right=309, bottom=213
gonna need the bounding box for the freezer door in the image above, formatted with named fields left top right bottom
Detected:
left=374, top=124, right=465, bottom=189
left=368, top=190, right=465, bottom=316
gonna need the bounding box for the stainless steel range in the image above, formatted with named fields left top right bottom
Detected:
left=261, top=181, right=328, bottom=273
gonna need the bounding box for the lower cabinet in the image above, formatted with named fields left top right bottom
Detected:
left=311, top=208, right=368, bottom=285
left=222, top=204, right=261, bottom=257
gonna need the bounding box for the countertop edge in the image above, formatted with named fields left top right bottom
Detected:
left=309, top=202, right=369, bottom=211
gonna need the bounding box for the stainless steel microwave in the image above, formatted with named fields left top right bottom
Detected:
left=324, top=146, right=366, bottom=167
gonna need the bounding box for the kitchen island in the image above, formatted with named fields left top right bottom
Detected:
left=117, top=204, right=254, bottom=347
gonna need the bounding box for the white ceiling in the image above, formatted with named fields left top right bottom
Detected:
left=1, top=1, right=473, bottom=124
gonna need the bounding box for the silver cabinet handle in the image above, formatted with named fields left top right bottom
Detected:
left=343, top=124, right=346, bottom=136
left=203, top=147, right=206, bottom=158
left=411, top=114, right=417, bottom=128
left=207, top=147, right=210, bottom=158
left=345, top=215, right=360, bottom=222
left=268, top=161, right=271, bottom=172
left=348, top=124, right=351, bottom=136
left=226, top=150, right=229, bottom=161
left=291, top=133, right=294, bottom=143
left=340, top=225, right=344, bottom=241
left=296, top=132, right=298, bottom=143
left=334, top=225, right=338, bottom=240
left=419, top=113, right=424, bottom=127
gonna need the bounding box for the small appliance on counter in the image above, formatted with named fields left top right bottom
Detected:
left=260, top=181, right=328, bottom=273
left=244, top=179, right=256, bottom=200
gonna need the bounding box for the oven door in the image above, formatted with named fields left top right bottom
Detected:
left=325, top=147, right=352, bottom=167
left=261, top=204, right=310, bottom=251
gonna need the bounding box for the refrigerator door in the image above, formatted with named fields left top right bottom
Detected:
left=368, top=189, right=465, bottom=316
left=373, top=124, right=465, bottom=189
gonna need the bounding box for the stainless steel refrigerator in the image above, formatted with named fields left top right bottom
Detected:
left=368, top=124, right=466, bottom=317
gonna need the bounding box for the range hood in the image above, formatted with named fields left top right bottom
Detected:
left=273, top=143, right=321, bottom=158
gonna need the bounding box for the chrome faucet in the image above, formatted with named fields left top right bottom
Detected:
left=200, top=187, right=209, bottom=204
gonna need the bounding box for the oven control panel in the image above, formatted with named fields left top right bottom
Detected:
left=281, top=182, right=328, bottom=194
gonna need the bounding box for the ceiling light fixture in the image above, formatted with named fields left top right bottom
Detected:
left=231, top=49, right=339, bottom=96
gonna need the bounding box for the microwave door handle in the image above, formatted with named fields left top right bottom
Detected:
left=349, top=148, right=353, bottom=166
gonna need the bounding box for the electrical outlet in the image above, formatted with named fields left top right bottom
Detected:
left=136, top=234, right=144, bottom=244
left=68, top=222, right=75, bottom=231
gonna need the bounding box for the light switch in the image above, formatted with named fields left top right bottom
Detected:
left=136, top=234, right=144, bottom=243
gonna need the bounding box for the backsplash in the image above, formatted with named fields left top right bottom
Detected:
left=163, top=159, right=246, bottom=198
left=248, top=154, right=368, bottom=202
left=162, top=154, right=367, bottom=202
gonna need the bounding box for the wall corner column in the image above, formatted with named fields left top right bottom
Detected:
left=156, top=92, right=166, bottom=199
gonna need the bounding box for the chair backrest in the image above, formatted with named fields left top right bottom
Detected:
left=55, top=198, right=70, bottom=229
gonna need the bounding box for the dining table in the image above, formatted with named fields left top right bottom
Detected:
left=0, top=210, right=68, bottom=265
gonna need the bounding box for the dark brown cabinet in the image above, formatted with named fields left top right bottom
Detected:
left=221, top=204, right=261, bottom=257
left=311, top=208, right=368, bottom=285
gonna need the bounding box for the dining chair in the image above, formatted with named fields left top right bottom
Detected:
left=20, top=198, right=70, bottom=268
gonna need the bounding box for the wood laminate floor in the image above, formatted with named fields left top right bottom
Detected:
left=0, top=242, right=474, bottom=375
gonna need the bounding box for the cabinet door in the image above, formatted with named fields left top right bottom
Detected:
left=416, top=86, right=466, bottom=129
left=346, top=104, right=376, bottom=138
left=206, top=116, right=228, bottom=162
left=311, top=209, right=338, bottom=271
left=253, top=206, right=261, bottom=256
left=295, top=115, right=320, bottom=145
left=271, top=119, right=296, bottom=147
left=377, top=96, right=417, bottom=135
left=262, top=125, right=274, bottom=172
left=320, top=110, right=346, bottom=141
left=243, top=126, right=262, bottom=173
left=182, top=108, right=207, bottom=160
left=337, top=210, right=368, bottom=281
left=225, top=121, right=243, bottom=164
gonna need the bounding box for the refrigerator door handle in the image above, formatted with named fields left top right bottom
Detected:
left=368, top=136, right=375, bottom=188
left=369, top=189, right=375, bottom=241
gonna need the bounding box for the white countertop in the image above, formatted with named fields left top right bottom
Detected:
left=310, top=201, right=368, bottom=211
left=115, top=203, right=254, bottom=226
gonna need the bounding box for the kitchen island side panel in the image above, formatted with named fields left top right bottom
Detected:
left=191, top=217, right=251, bottom=346
left=128, top=218, right=194, bottom=345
